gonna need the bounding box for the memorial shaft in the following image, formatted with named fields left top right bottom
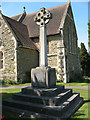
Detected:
left=40, top=24, right=47, bottom=66
left=34, top=7, right=52, bottom=66
left=32, top=7, right=56, bottom=88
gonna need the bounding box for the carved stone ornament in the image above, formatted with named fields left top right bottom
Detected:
left=34, top=7, right=52, bottom=26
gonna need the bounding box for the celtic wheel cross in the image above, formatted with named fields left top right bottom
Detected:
left=34, top=7, right=52, bottom=26
left=34, top=8, right=52, bottom=66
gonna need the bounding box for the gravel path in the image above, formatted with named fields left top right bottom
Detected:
left=65, top=86, right=89, bottom=89
left=0, top=85, right=89, bottom=90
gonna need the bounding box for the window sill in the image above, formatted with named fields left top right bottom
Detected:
left=0, top=46, right=3, bottom=50
left=47, top=54, right=57, bottom=57
left=0, top=68, right=4, bottom=72
left=68, top=52, right=76, bottom=55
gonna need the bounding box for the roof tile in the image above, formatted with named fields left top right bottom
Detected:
left=2, top=15, right=38, bottom=50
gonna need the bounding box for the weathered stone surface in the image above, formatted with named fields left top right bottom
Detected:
left=17, top=47, right=39, bottom=81
left=32, top=5, right=82, bottom=83
left=33, top=35, right=61, bottom=68
left=13, top=88, right=71, bottom=106
left=3, top=85, right=83, bottom=119
left=0, top=14, right=39, bottom=82
left=22, top=85, right=64, bottom=97
left=34, top=8, right=52, bottom=67
left=0, top=14, right=17, bottom=81
left=31, top=66, right=56, bottom=88
left=63, top=6, right=82, bottom=82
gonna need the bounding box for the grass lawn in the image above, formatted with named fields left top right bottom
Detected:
left=1, top=83, right=31, bottom=87
left=1, top=87, right=89, bottom=120
left=57, top=77, right=90, bottom=86
left=56, top=82, right=89, bottom=86
left=70, top=88, right=89, bottom=119
left=1, top=77, right=90, bottom=87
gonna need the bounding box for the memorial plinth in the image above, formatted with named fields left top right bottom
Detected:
left=31, top=66, right=56, bottom=88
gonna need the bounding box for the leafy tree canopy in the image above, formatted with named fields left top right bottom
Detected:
left=80, top=42, right=90, bottom=76
left=88, top=20, right=90, bottom=48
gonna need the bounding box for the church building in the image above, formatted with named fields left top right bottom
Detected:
left=0, top=1, right=81, bottom=83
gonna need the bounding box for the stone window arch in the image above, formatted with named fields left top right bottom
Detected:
left=74, top=35, right=76, bottom=54
left=0, top=51, right=3, bottom=69
left=0, top=20, right=1, bottom=27
left=47, top=39, right=49, bottom=54
left=67, top=28, right=70, bottom=52
left=0, top=38, right=3, bottom=46
left=70, top=25, right=73, bottom=53
left=72, top=32, right=74, bottom=53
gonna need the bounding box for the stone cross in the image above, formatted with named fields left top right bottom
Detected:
left=34, top=8, right=52, bottom=66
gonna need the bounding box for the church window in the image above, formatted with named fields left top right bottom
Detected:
left=68, top=30, right=70, bottom=52
left=0, top=38, right=2, bottom=46
left=0, top=51, right=3, bottom=69
left=72, top=33, right=74, bottom=53
left=70, top=28, right=73, bottom=53
left=73, top=35, right=76, bottom=54
left=47, top=40, right=49, bottom=54
left=0, top=20, right=1, bottom=27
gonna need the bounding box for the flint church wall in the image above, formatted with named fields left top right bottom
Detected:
left=33, top=34, right=61, bottom=69
left=17, top=47, right=39, bottom=82
left=63, top=6, right=81, bottom=82
left=0, top=15, right=17, bottom=81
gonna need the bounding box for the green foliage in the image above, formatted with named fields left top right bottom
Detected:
left=71, top=88, right=89, bottom=119
left=0, top=79, right=17, bottom=85
left=25, top=71, right=31, bottom=83
left=80, top=43, right=90, bottom=76
left=56, top=77, right=90, bottom=86
left=88, top=20, right=90, bottom=48
left=19, top=71, right=31, bottom=84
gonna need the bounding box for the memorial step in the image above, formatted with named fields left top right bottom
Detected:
left=22, top=85, right=64, bottom=97
left=3, top=93, right=81, bottom=117
left=13, top=89, right=72, bottom=106
left=2, top=105, right=60, bottom=119
left=61, top=97, right=83, bottom=119
left=3, top=97, right=83, bottom=119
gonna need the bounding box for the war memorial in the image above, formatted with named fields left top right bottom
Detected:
left=3, top=7, right=83, bottom=119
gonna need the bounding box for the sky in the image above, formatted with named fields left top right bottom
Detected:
left=0, top=1, right=89, bottom=51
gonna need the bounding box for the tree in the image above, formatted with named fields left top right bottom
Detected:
left=88, top=20, right=90, bottom=49
left=80, top=43, right=89, bottom=76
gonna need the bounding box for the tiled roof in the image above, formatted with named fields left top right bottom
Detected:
left=2, top=3, right=69, bottom=50
left=22, top=4, right=67, bottom=38
left=12, top=4, right=68, bottom=38
left=2, top=14, right=38, bottom=50
left=11, top=14, right=21, bottom=21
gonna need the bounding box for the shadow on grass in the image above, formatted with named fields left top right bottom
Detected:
left=83, top=99, right=90, bottom=103
left=69, top=99, right=90, bottom=120
left=57, top=77, right=90, bottom=85
left=2, top=93, right=33, bottom=120
left=73, top=78, right=90, bottom=83
left=2, top=110, right=33, bottom=120
left=68, top=118, right=88, bottom=120
left=2, top=93, right=13, bottom=100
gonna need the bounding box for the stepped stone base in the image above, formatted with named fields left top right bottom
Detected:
left=3, top=85, right=83, bottom=119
